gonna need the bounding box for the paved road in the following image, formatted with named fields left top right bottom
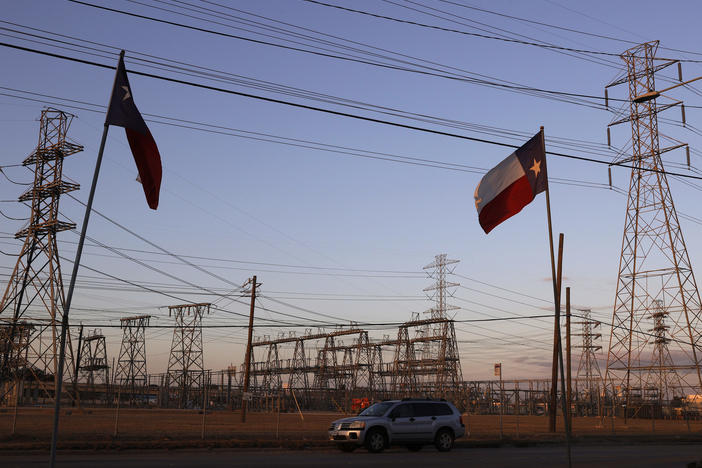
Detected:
left=3, top=445, right=701, bottom=467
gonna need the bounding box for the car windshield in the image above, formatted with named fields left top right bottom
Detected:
left=358, top=402, right=394, bottom=417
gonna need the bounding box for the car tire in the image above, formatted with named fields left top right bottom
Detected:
left=337, top=443, right=357, bottom=452
left=364, top=428, right=387, bottom=453
left=406, top=444, right=422, bottom=452
left=434, top=428, right=454, bottom=452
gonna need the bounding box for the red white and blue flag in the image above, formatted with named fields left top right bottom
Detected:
left=474, top=131, right=547, bottom=234
left=105, top=53, right=162, bottom=210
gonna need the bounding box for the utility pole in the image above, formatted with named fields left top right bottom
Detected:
left=72, top=324, right=84, bottom=406
left=549, top=306, right=560, bottom=432
left=241, top=275, right=258, bottom=423
left=497, top=363, right=503, bottom=439
left=566, top=288, right=572, bottom=427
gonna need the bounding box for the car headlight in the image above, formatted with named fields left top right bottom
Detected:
left=349, top=421, right=366, bottom=429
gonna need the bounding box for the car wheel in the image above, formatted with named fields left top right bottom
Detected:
left=337, top=443, right=357, bottom=452
left=406, top=444, right=422, bottom=452
left=364, top=428, right=387, bottom=453
left=434, top=428, right=454, bottom=452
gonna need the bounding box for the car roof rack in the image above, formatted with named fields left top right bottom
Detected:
left=399, top=397, right=448, bottom=402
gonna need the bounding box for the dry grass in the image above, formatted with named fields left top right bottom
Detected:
left=465, top=414, right=702, bottom=439
left=0, top=408, right=700, bottom=446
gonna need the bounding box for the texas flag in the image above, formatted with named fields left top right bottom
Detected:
left=105, top=52, right=162, bottom=210
left=474, top=131, right=547, bottom=234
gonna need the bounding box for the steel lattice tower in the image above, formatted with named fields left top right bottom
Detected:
left=114, top=315, right=150, bottom=405
left=574, top=309, right=602, bottom=407
left=166, top=303, right=210, bottom=408
left=644, top=300, right=683, bottom=401
left=412, top=254, right=463, bottom=397
left=423, top=254, right=460, bottom=320
left=604, top=41, right=702, bottom=407
left=77, top=329, right=109, bottom=386
left=0, top=109, right=82, bottom=405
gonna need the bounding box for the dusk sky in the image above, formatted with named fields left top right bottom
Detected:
left=1, top=0, right=702, bottom=381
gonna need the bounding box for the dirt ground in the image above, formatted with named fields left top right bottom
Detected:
left=1, top=407, right=701, bottom=449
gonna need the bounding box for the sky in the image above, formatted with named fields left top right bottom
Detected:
left=1, top=0, right=702, bottom=381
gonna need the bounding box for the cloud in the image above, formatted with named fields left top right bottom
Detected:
left=512, top=355, right=552, bottom=368
left=541, top=276, right=570, bottom=282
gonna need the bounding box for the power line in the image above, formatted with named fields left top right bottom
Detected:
left=63, top=0, right=611, bottom=108
left=0, top=167, right=31, bottom=185
left=186, top=0, right=615, bottom=107
left=4, top=41, right=702, bottom=182
left=5, top=84, right=702, bottom=191
left=304, top=0, right=702, bottom=63
left=0, top=87, right=672, bottom=202
left=0, top=230, right=424, bottom=275
left=435, top=0, right=640, bottom=46
left=452, top=272, right=552, bottom=304
left=383, top=0, right=621, bottom=70
left=48, top=205, right=349, bottom=326
left=5, top=17, right=701, bottom=115
left=0, top=82, right=618, bottom=162
left=0, top=313, right=555, bottom=329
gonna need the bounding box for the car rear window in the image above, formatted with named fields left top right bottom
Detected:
left=435, top=403, right=454, bottom=416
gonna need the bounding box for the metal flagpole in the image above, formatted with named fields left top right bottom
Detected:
left=49, top=51, right=123, bottom=468
left=541, top=127, right=572, bottom=468
left=543, top=127, right=559, bottom=434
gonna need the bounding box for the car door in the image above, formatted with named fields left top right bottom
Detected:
left=410, top=403, right=436, bottom=441
left=387, top=403, right=416, bottom=442
left=433, top=403, right=457, bottom=435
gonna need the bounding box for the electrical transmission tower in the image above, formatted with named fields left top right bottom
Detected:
left=114, top=315, right=150, bottom=405
left=404, top=254, right=463, bottom=398
left=76, top=328, right=109, bottom=403
left=0, top=108, right=82, bottom=405
left=574, top=308, right=602, bottom=413
left=166, top=303, right=210, bottom=408
left=423, top=254, right=460, bottom=320
left=645, top=300, right=683, bottom=402
left=604, top=41, right=702, bottom=410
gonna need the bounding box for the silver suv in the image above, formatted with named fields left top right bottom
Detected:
left=328, top=399, right=465, bottom=453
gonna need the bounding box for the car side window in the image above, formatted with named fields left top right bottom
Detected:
left=412, top=403, right=435, bottom=417
left=435, top=404, right=453, bottom=416
left=388, top=403, right=414, bottom=418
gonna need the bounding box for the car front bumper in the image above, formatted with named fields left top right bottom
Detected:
left=328, top=429, right=365, bottom=444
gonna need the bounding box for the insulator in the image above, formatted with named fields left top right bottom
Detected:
left=681, top=104, right=686, bottom=127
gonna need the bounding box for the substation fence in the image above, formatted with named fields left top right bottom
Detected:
left=4, top=371, right=699, bottom=421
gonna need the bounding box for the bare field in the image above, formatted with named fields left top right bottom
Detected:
left=1, top=408, right=701, bottom=447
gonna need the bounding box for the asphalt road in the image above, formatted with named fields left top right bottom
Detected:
left=3, top=445, right=702, bottom=468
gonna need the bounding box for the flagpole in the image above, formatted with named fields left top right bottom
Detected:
left=49, top=51, right=123, bottom=468
left=543, top=126, right=559, bottom=433
left=541, top=126, right=572, bottom=467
